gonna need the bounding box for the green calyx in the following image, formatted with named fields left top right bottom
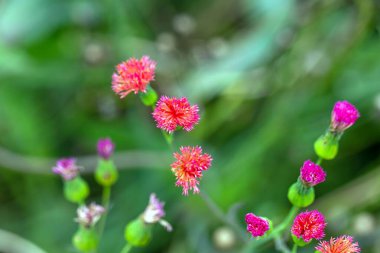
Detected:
left=72, top=227, right=98, bottom=252
left=95, top=159, right=118, bottom=187
left=314, top=131, right=340, bottom=160
left=64, top=176, right=89, bottom=204
left=287, top=180, right=315, bottom=208
left=139, top=85, right=158, bottom=106
left=125, top=218, right=152, bottom=247
left=292, top=234, right=311, bottom=247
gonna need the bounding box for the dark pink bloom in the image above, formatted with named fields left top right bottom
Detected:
left=112, top=56, right=156, bottom=98
left=291, top=210, right=326, bottom=242
left=52, top=158, right=79, bottom=180
left=331, top=101, right=360, bottom=132
left=316, top=235, right=360, bottom=253
left=245, top=213, right=270, bottom=237
left=171, top=146, right=212, bottom=195
left=300, top=160, right=326, bottom=187
left=97, top=138, right=114, bottom=160
left=152, top=96, right=200, bottom=133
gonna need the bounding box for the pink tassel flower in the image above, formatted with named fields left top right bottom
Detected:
left=331, top=101, right=360, bottom=132
left=112, top=56, right=156, bottom=98
left=316, top=235, right=360, bottom=253
left=97, top=138, right=114, bottom=160
left=300, top=160, right=326, bottom=187
left=245, top=213, right=270, bottom=237
left=52, top=158, right=80, bottom=180
left=291, top=210, right=327, bottom=242
left=152, top=96, right=200, bottom=133
left=171, top=146, right=212, bottom=195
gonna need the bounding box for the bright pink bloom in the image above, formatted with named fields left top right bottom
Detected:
left=291, top=210, right=327, bottom=242
left=112, top=56, right=156, bottom=98
left=152, top=96, right=200, bottom=133
left=316, top=235, right=360, bottom=253
left=97, top=138, right=114, bottom=160
left=331, top=101, right=360, bottom=132
left=300, top=160, right=326, bottom=187
left=245, top=213, right=270, bottom=237
left=171, top=146, right=212, bottom=195
left=52, top=158, right=79, bottom=180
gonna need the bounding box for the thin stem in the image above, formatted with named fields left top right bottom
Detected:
left=161, top=131, right=174, bottom=150
left=97, top=186, right=111, bottom=245
left=316, top=157, right=323, bottom=165
left=291, top=244, right=298, bottom=253
left=199, top=191, right=247, bottom=242
left=120, top=243, right=132, bottom=253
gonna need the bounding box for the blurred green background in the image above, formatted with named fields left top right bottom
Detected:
left=0, top=0, right=380, bottom=252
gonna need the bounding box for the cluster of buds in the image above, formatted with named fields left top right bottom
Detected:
left=314, top=101, right=360, bottom=160
left=288, top=160, right=326, bottom=208
left=72, top=203, right=105, bottom=252
left=95, top=138, right=118, bottom=187
left=125, top=193, right=172, bottom=247
left=53, top=158, right=89, bottom=204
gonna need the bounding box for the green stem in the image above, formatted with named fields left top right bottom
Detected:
left=316, top=157, right=323, bottom=166
left=120, top=243, right=132, bottom=253
left=199, top=191, right=247, bottom=242
left=162, top=131, right=174, bottom=150
left=291, top=244, right=298, bottom=253
left=241, top=206, right=299, bottom=253
left=97, top=186, right=111, bottom=246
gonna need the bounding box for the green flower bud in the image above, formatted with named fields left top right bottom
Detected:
left=95, top=159, right=118, bottom=187
left=72, top=227, right=98, bottom=252
left=140, top=85, right=158, bottom=107
left=314, top=131, right=339, bottom=160
left=125, top=218, right=152, bottom=247
left=64, top=176, right=89, bottom=204
left=287, top=180, right=315, bottom=208
left=292, top=234, right=311, bottom=247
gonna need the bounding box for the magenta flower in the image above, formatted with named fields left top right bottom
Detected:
left=316, top=235, right=360, bottom=253
left=52, top=158, right=80, bottom=180
left=291, top=210, right=327, bottom=242
left=112, top=56, right=156, bottom=98
left=142, top=193, right=172, bottom=231
left=152, top=96, right=200, bottom=133
left=75, top=203, right=105, bottom=228
left=331, top=101, right=360, bottom=132
left=97, top=138, right=114, bottom=160
left=245, top=213, right=270, bottom=237
left=300, top=160, right=326, bottom=187
left=171, top=146, right=212, bottom=195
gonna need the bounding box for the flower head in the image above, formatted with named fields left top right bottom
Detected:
left=300, top=160, right=326, bottom=187
left=142, top=193, right=172, bottom=231
left=331, top=101, right=360, bottom=132
left=97, top=138, right=114, bottom=160
left=245, top=213, right=270, bottom=237
left=112, top=56, right=156, bottom=98
left=291, top=210, right=327, bottom=242
left=75, top=203, right=105, bottom=228
left=52, top=158, right=80, bottom=180
left=171, top=146, right=212, bottom=195
left=316, top=235, right=360, bottom=253
left=152, top=96, right=200, bottom=133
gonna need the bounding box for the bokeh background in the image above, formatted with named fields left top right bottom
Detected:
left=0, top=0, right=380, bottom=252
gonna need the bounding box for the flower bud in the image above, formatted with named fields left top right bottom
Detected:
left=245, top=213, right=272, bottom=238
left=95, top=159, right=118, bottom=187
left=287, top=180, right=315, bottom=208
left=72, top=227, right=98, bottom=252
left=314, top=131, right=339, bottom=160
left=97, top=138, right=114, bottom=160
left=125, top=218, right=152, bottom=247
left=139, top=85, right=158, bottom=106
left=64, top=176, right=89, bottom=204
